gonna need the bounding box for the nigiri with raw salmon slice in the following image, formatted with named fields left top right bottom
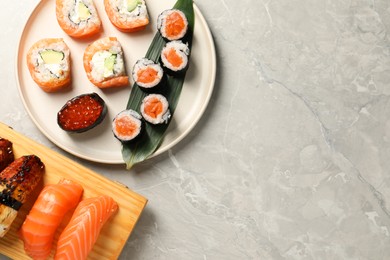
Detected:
left=104, top=0, right=149, bottom=32
left=83, top=37, right=129, bottom=88
left=56, top=0, right=102, bottom=38
left=55, top=195, right=118, bottom=260
left=19, top=179, right=83, bottom=260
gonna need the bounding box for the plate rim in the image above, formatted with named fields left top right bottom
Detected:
left=15, top=0, right=216, bottom=164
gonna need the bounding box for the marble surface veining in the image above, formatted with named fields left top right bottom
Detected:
left=1, top=0, right=390, bottom=259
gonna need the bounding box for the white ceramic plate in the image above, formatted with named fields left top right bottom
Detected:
left=16, top=0, right=216, bottom=164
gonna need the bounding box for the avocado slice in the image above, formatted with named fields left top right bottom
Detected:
left=127, top=0, right=141, bottom=12
left=77, top=1, right=91, bottom=21
left=104, top=54, right=117, bottom=77
left=40, top=50, right=64, bottom=64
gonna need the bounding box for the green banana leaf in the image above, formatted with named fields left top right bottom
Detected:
left=122, top=0, right=195, bottom=169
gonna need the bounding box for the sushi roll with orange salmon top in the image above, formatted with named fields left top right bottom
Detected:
left=83, top=37, right=129, bottom=88
left=157, top=9, right=188, bottom=41
left=26, top=38, right=71, bottom=92
left=104, top=0, right=149, bottom=32
left=160, top=40, right=190, bottom=74
left=132, top=58, right=164, bottom=91
left=140, top=94, right=171, bottom=124
left=112, top=109, right=143, bottom=142
left=56, top=0, right=102, bottom=38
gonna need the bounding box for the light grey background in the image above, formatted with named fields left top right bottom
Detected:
left=1, top=0, right=390, bottom=259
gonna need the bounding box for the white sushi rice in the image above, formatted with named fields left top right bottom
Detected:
left=61, top=0, right=100, bottom=28
left=31, top=42, right=70, bottom=82
left=157, top=9, right=188, bottom=41
left=132, top=58, right=163, bottom=88
left=140, top=94, right=171, bottom=124
left=112, top=109, right=142, bottom=142
left=109, top=0, right=148, bottom=22
left=160, top=41, right=190, bottom=72
left=90, top=43, right=125, bottom=82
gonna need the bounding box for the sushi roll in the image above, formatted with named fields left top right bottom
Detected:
left=26, top=38, right=71, bottom=92
left=140, top=94, right=171, bottom=124
left=104, top=0, right=149, bottom=32
left=160, top=40, right=190, bottom=74
left=132, top=58, right=164, bottom=91
left=157, top=9, right=188, bottom=41
left=56, top=0, right=102, bottom=38
left=112, top=109, right=143, bottom=142
left=83, top=37, right=129, bottom=88
left=57, top=93, right=107, bottom=133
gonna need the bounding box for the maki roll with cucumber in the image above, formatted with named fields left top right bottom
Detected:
left=132, top=58, right=164, bottom=91
left=160, top=40, right=190, bottom=74
left=140, top=94, right=171, bottom=125
left=56, top=0, right=102, bottom=38
left=104, top=0, right=149, bottom=32
left=26, top=38, right=71, bottom=92
left=112, top=109, right=143, bottom=142
left=157, top=9, right=188, bottom=41
left=83, top=37, right=129, bottom=88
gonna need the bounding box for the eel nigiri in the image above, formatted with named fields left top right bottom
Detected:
left=0, top=155, right=44, bottom=237
left=20, top=179, right=83, bottom=260
left=0, top=138, right=14, bottom=172
left=55, top=195, right=118, bottom=260
left=26, top=38, right=71, bottom=92
left=56, top=0, right=102, bottom=38
left=83, top=37, right=129, bottom=88
left=104, top=0, right=149, bottom=32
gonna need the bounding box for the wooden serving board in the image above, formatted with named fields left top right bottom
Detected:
left=0, top=122, right=147, bottom=259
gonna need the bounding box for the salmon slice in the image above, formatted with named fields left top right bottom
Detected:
left=19, top=179, right=83, bottom=259
left=104, top=0, right=149, bottom=32
left=55, top=195, right=118, bottom=260
left=56, top=0, right=102, bottom=38
left=83, top=37, right=129, bottom=88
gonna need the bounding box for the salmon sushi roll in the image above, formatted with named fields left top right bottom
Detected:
left=104, top=0, right=149, bottom=32
left=132, top=58, right=164, bottom=91
left=112, top=109, right=143, bottom=142
left=160, top=40, right=190, bottom=74
left=56, top=0, right=102, bottom=38
left=83, top=37, right=129, bottom=88
left=26, top=38, right=71, bottom=92
left=157, top=9, right=188, bottom=41
left=140, top=94, right=171, bottom=124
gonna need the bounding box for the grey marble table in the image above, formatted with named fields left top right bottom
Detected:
left=1, top=0, right=390, bottom=259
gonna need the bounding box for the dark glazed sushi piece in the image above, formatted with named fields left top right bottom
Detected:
left=112, top=109, right=143, bottom=143
left=157, top=9, right=188, bottom=41
left=0, top=138, right=14, bottom=172
left=160, top=40, right=190, bottom=75
left=57, top=93, right=107, bottom=133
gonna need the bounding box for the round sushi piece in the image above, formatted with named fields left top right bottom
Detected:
left=57, top=93, right=107, bottom=133
left=140, top=94, right=171, bottom=124
left=112, top=109, right=143, bottom=142
left=83, top=37, right=129, bottom=88
left=104, top=0, right=149, bottom=32
left=160, top=40, right=190, bottom=74
left=26, top=38, right=71, bottom=92
left=132, top=58, right=164, bottom=91
left=56, top=0, right=102, bottom=38
left=157, top=9, right=188, bottom=41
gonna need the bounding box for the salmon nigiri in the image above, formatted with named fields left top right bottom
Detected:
left=55, top=195, right=118, bottom=260
left=83, top=37, right=129, bottom=88
left=20, top=179, right=83, bottom=260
